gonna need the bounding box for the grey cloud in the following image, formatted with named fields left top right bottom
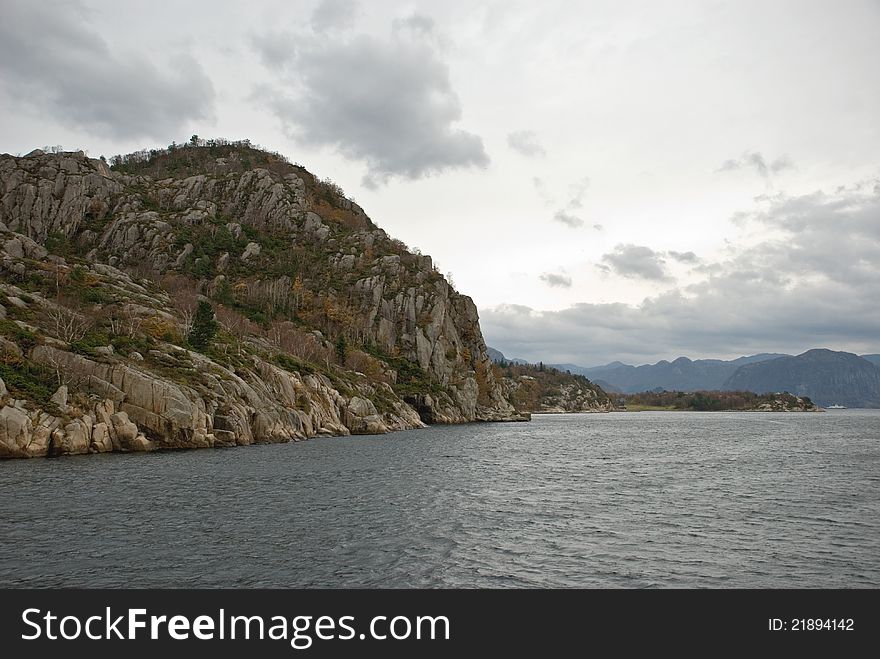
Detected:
left=601, top=244, right=670, bottom=281
left=717, top=151, right=794, bottom=178
left=566, top=177, right=590, bottom=209
left=717, top=159, right=741, bottom=172
left=507, top=130, right=546, bottom=157
left=539, top=272, right=572, bottom=288
left=533, top=177, right=553, bottom=206
left=252, top=31, right=297, bottom=69
left=552, top=210, right=584, bottom=228
left=769, top=155, right=794, bottom=173
left=667, top=250, right=700, bottom=263
left=312, top=0, right=359, bottom=32
left=392, top=13, right=436, bottom=37
left=482, top=180, right=880, bottom=365
left=593, top=223, right=604, bottom=231
left=254, top=21, right=488, bottom=187
left=547, top=176, right=592, bottom=227
left=0, top=1, right=214, bottom=141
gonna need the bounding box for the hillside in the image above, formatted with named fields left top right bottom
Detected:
left=486, top=347, right=613, bottom=412
left=571, top=353, right=788, bottom=393
left=0, top=141, right=524, bottom=459
left=723, top=349, right=880, bottom=408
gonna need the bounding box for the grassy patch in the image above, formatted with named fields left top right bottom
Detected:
left=0, top=319, right=38, bottom=352
left=362, top=345, right=440, bottom=397
left=68, top=329, right=112, bottom=357
left=274, top=353, right=316, bottom=375
left=110, top=334, right=155, bottom=355
left=0, top=360, right=57, bottom=407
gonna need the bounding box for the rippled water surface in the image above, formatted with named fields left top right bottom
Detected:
left=1, top=410, right=878, bottom=588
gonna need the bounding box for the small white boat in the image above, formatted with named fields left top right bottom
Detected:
left=827, top=404, right=847, bottom=409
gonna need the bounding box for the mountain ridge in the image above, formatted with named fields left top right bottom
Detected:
left=553, top=353, right=788, bottom=393
left=723, top=348, right=880, bottom=408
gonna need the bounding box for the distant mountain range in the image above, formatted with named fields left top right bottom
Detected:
left=487, top=347, right=880, bottom=408
left=567, top=354, right=788, bottom=393
left=723, top=349, right=880, bottom=408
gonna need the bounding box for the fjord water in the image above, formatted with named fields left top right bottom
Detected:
left=1, top=410, right=878, bottom=588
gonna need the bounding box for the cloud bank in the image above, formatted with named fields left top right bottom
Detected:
left=484, top=180, right=880, bottom=365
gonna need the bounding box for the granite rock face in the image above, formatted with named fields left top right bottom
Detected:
left=0, top=145, right=524, bottom=459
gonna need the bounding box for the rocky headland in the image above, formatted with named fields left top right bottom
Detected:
left=0, top=141, right=533, bottom=459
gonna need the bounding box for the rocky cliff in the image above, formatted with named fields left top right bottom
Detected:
left=0, top=142, right=524, bottom=459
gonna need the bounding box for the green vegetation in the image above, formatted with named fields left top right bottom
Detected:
left=65, top=266, right=114, bottom=305
left=620, top=390, right=816, bottom=411
left=69, top=329, right=112, bottom=357
left=109, top=138, right=295, bottom=178
left=187, top=301, right=218, bottom=351
left=0, top=360, right=57, bottom=407
left=500, top=361, right=611, bottom=412
left=0, top=319, right=38, bottom=352
left=110, top=334, right=155, bottom=356
left=335, top=334, right=347, bottom=363
left=274, top=353, right=316, bottom=375
left=363, top=344, right=439, bottom=397
left=44, top=231, right=74, bottom=257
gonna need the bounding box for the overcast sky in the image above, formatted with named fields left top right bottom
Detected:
left=1, top=0, right=878, bottom=365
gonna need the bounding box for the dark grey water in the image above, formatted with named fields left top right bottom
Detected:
left=1, top=410, right=878, bottom=588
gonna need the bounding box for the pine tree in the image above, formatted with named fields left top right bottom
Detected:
left=188, top=300, right=218, bottom=350
left=335, top=334, right=347, bottom=364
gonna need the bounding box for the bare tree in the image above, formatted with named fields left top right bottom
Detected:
left=48, top=306, right=90, bottom=343
left=215, top=305, right=253, bottom=357
left=105, top=305, right=144, bottom=338
left=162, top=273, right=199, bottom=335
left=268, top=320, right=330, bottom=366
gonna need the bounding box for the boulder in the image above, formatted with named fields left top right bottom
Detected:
left=0, top=405, right=33, bottom=457
left=50, top=385, right=68, bottom=410
left=241, top=241, right=261, bottom=261
left=90, top=422, right=113, bottom=453
left=110, top=411, right=139, bottom=449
